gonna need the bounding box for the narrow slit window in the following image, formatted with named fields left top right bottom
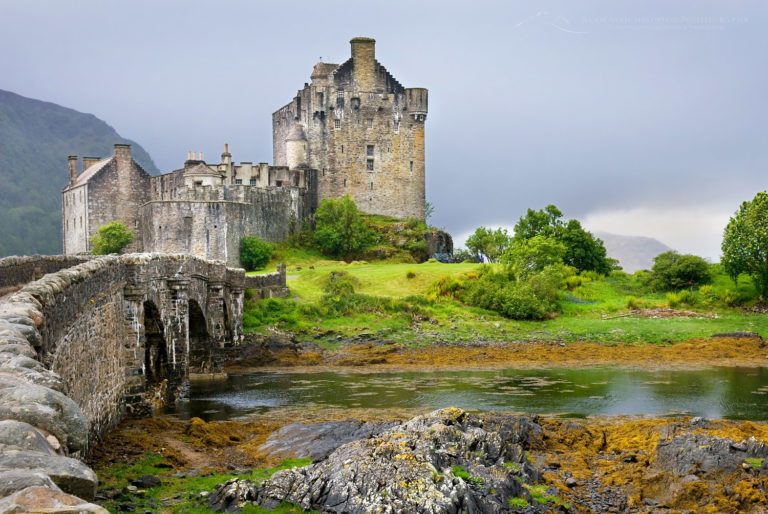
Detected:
left=370, top=182, right=374, bottom=190
left=367, top=119, right=373, bottom=129
left=343, top=179, right=347, bottom=187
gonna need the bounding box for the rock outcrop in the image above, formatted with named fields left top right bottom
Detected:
left=251, top=408, right=546, bottom=513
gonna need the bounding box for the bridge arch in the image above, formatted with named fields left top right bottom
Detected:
left=142, top=300, right=167, bottom=384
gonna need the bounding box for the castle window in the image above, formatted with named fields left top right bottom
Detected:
left=337, top=89, right=344, bottom=99
left=334, top=119, right=341, bottom=129
left=394, top=122, right=399, bottom=134
left=368, top=92, right=374, bottom=101
left=235, top=179, right=242, bottom=185
left=410, top=161, right=414, bottom=176
left=370, top=182, right=374, bottom=190
left=341, top=144, right=344, bottom=154
left=195, top=180, right=202, bottom=186
left=343, top=179, right=347, bottom=187
left=317, top=92, right=324, bottom=105
left=366, top=145, right=374, bottom=157
left=367, top=159, right=374, bottom=171
left=250, top=178, right=257, bottom=185
left=367, top=119, right=373, bottom=129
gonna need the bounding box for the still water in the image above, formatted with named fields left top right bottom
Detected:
left=171, top=367, right=768, bottom=422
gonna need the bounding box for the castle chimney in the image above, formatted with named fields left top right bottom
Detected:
left=200, top=152, right=203, bottom=161
left=68, top=155, right=78, bottom=185
left=350, top=37, right=376, bottom=91
left=225, top=143, right=229, bottom=153
left=187, top=151, right=191, bottom=160
left=83, top=156, right=100, bottom=170
left=114, top=143, right=131, bottom=164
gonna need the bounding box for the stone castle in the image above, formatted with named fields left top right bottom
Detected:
left=62, top=37, right=428, bottom=266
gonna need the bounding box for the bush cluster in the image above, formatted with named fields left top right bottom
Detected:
left=651, top=251, right=711, bottom=290
left=240, top=236, right=274, bottom=271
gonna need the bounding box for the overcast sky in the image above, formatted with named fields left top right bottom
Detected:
left=2, top=0, right=766, bottom=260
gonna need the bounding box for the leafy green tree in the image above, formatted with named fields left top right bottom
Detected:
left=651, top=251, right=711, bottom=290
left=314, top=195, right=374, bottom=259
left=513, top=204, right=610, bottom=274
left=240, top=236, right=274, bottom=271
left=465, top=227, right=512, bottom=263
left=501, top=235, right=567, bottom=279
left=721, top=191, right=768, bottom=297
left=90, top=221, right=133, bottom=255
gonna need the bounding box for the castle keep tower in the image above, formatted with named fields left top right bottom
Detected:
left=273, top=37, right=428, bottom=220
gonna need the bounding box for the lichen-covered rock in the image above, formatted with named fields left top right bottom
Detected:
left=655, top=434, right=768, bottom=476
left=0, top=375, right=87, bottom=453
left=258, top=419, right=400, bottom=462
left=0, top=470, right=60, bottom=497
left=0, top=450, right=98, bottom=501
left=0, top=485, right=107, bottom=513
left=0, top=420, right=57, bottom=455
left=208, top=478, right=259, bottom=512
left=0, top=353, right=64, bottom=392
left=253, top=408, right=543, bottom=514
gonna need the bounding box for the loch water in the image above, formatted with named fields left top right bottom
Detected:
left=170, top=366, right=768, bottom=422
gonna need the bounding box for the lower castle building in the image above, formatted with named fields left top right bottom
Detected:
left=63, top=37, right=428, bottom=266
left=62, top=144, right=316, bottom=267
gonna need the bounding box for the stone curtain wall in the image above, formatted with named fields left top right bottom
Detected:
left=244, top=264, right=289, bottom=299
left=0, top=255, right=92, bottom=293
left=140, top=184, right=317, bottom=267
left=0, top=253, right=252, bottom=511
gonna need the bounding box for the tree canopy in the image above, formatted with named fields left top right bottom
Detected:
left=651, top=251, right=711, bottom=290
left=313, top=196, right=374, bottom=260
left=721, top=191, right=768, bottom=297
left=240, top=236, right=274, bottom=271
left=465, top=227, right=512, bottom=263
left=90, top=221, right=133, bottom=255
left=513, top=205, right=611, bottom=274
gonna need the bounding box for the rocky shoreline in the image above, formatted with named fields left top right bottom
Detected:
left=90, top=408, right=768, bottom=513
left=222, top=332, right=768, bottom=372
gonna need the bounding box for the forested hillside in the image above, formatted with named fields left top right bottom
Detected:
left=0, top=89, right=158, bottom=256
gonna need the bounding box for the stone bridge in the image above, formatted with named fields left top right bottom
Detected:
left=0, top=253, right=287, bottom=510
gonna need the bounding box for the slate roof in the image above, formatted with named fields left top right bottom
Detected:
left=70, top=157, right=113, bottom=187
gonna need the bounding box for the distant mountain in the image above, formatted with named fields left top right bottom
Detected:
left=595, top=232, right=674, bottom=273
left=0, top=89, right=159, bottom=257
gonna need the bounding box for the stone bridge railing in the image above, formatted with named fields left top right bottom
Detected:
left=0, top=253, right=284, bottom=511
left=0, top=255, right=93, bottom=296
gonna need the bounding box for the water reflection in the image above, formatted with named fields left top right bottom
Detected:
left=170, top=367, right=768, bottom=422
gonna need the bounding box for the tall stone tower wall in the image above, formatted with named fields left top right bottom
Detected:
left=273, top=37, right=427, bottom=220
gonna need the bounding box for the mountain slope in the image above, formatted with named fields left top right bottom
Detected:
left=0, top=89, right=159, bottom=257
left=595, top=232, right=674, bottom=273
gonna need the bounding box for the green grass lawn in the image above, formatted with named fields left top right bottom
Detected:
left=245, top=254, right=767, bottom=346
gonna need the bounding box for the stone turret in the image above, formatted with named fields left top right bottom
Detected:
left=285, top=123, right=308, bottom=170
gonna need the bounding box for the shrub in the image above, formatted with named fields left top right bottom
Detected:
left=426, top=276, right=462, bottom=301
left=652, top=251, right=711, bottom=290
left=459, top=267, right=563, bottom=320
left=666, top=292, right=681, bottom=308
left=321, top=271, right=359, bottom=296
left=90, top=221, right=133, bottom=255
left=677, top=289, right=697, bottom=306
left=721, top=289, right=742, bottom=305
left=240, top=236, right=274, bottom=271
left=564, top=275, right=582, bottom=290
left=626, top=296, right=639, bottom=309
left=314, top=196, right=374, bottom=260
left=405, top=270, right=417, bottom=279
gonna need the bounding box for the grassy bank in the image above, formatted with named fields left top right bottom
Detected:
left=244, top=254, right=768, bottom=346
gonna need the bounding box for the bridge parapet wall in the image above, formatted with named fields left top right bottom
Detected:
left=244, top=263, right=289, bottom=299
left=0, top=253, right=250, bottom=511
left=0, top=255, right=92, bottom=294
